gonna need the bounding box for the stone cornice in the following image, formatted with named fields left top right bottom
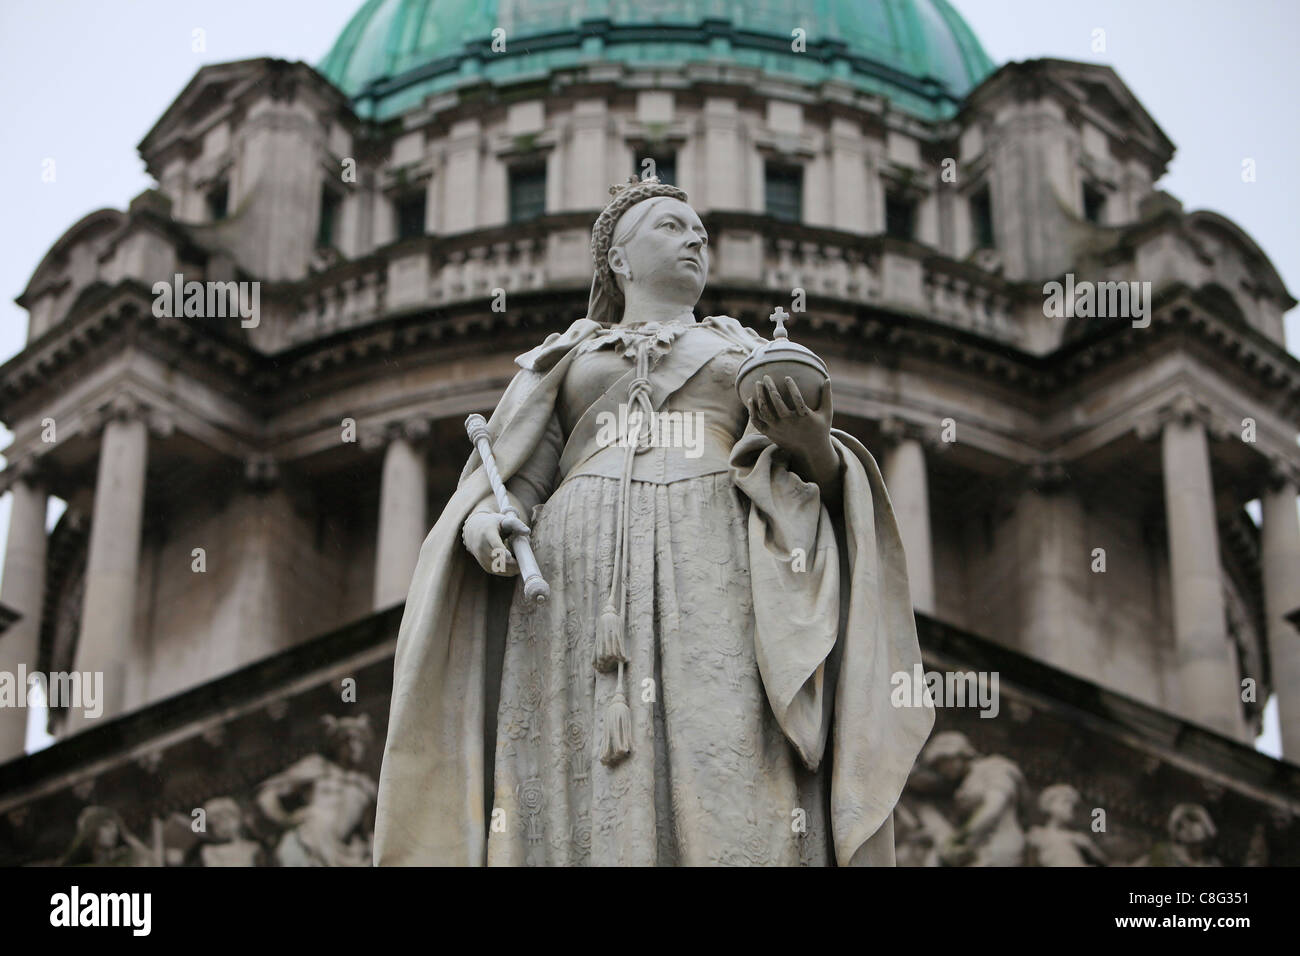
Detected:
left=1049, top=285, right=1300, bottom=415
left=4, top=606, right=1297, bottom=845
left=3, top=264, right=1299, bottom=482
left=22, top=215, right=1294, bottom=416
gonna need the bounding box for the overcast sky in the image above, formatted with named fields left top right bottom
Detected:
left=0, top=0, right=1296, bottom=755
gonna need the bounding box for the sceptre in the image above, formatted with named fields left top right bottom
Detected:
left=464, top=413, right=550, bottom=604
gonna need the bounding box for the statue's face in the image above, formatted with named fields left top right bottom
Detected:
left=336, top=729, right=369, bottom=766
left=1173, top=811, right=1209, bottom=845
left=1043, top=790, right=1076, bottom=823
left=211, top=811, right=240, bottom=841
left=934, top=754, right=970, bottom=783
left=96, top=820, right=120, bottom=848
left=608, top=198, right=709, bottom=306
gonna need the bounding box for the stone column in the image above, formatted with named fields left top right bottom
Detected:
left=369, top=419, right=430, bottom=610
left=70, top=399, right=154, bottom=728
left=1152, top=395, right=1243, bottom=738
left=1014, top=461, right=1096, bottom=678
left=880, top=418, right=935, bottom=615
left=0, top=462, right=49, bottom=760
left=1260, top=461, right=1300, bottom=759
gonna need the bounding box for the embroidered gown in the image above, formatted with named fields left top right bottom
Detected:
left=485, top=318, right=831, bottom=866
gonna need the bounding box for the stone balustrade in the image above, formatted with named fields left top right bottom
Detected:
left=281, top=215, right=1027, bottom=347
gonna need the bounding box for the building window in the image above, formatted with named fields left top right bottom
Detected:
left=317, top=186, right=342, bottom=249
left=1083, top=183, right=1107, bottom=224
left=206, top=181, right=229, bottom=222
left=635, top=153, right=675, bottom=186
left=885, top=191, right=916, bottom=240
left=764, top=163, right=802, bottom=222
left=971, top=186, right=994, bottom=249
left=509, top=165, right=547, bottom=223
left=396, top=189, right=426, bottom=240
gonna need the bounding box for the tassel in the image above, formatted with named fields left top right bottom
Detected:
left=599, top=692, right=632, bottom=766
left=593, top=603, right=627, bottom=672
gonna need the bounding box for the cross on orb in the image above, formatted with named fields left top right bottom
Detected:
left=768, top=306, right=791, bottom=339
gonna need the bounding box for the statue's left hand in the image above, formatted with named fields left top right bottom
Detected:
left=746, top=376, right=839, bottom=494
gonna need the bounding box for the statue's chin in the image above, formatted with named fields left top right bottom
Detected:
left=634, top=266, right=706, bottom=299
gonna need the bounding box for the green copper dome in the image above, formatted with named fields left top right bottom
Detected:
left=319, top=0, right=996, bottom=121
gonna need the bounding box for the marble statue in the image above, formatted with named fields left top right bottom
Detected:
left=1131, top=803, right=1221, bottom=867
left=197, top=797, right=265, bottom=867
left=374, top=177, right=932, bottom=865
left=59, top=806, right=156, bottom=867
left=900, top=731, right=1026, bottom=867
left=895, top=793, right=956, bottom=868
left=1026, top=783, right=1107, bottom=866
left=257, top=714, right=377, bottom=866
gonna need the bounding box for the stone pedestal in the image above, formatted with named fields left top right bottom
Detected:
left=0, top=469, right=49, bottom=759
left=1260, top=469, right=1300, bottom=759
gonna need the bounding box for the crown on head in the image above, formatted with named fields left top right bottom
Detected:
left=610, top=174, right=659, bottom=196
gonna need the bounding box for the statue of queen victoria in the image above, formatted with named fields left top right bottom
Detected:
left=374, top=177, right=933, bottom=866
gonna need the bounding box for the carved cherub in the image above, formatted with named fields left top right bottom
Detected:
left=198, top=797, right=264, bottom=867
left=1026, top=783, right=1108, bottom=866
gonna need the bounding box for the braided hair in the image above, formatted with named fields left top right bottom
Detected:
left=586, top=175, right=689, bottom=326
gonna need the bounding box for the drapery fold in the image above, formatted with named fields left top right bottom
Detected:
left=731, top=428, right=934, bottom=866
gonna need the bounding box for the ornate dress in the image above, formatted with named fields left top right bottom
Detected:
left=373, top=313, right=930, bottom=867
left=487, top=318, right=828, bottom=865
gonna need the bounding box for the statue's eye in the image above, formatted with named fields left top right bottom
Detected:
left=661, top=219, right=680, bottom=231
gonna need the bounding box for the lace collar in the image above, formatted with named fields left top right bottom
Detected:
left=579, top=318, right=702, bottom=365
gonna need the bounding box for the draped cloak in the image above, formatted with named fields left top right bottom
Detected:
left=373, top=315, right=934, bottom=865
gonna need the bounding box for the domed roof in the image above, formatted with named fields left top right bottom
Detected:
left=319, top=0, right=995, bottom=121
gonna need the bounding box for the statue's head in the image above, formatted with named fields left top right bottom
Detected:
left=1168, top=803, right=1215, bottom=846
left=588, top=177, right=706, bottom=323
left=95, top=816, right=121, bottom=849
left=922, top=731, right=976, bottom=783
left=1037, top=783, right=1080, bottom=824
left=61, top=805, right=130, bottom=864
left=204, top=797, right=244, bottom=842
left=607, top=196, right=708, bottom=304
left=323, top=713, right=373, bottom=767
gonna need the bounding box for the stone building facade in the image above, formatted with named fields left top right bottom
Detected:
left=1, top=0, right=1298, bottom=865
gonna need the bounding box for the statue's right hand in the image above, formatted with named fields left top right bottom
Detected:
left=461, top=511, right=530, bottom=576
